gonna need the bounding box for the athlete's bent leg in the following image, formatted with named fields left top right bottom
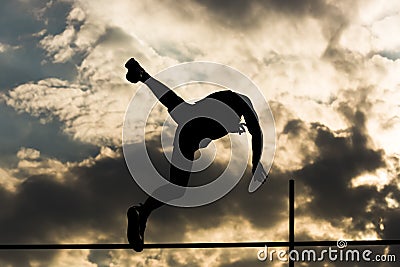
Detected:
left=128, top=134, right=197, bottom=252
left=141, top=139, right=196, bottom=214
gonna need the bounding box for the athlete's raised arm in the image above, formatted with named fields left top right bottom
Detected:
left=238, top=94, right=267, bottom=192
left=236, top=95, right=261, bottom=171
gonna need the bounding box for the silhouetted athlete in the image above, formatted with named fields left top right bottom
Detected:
left=125, top=58, right=267, bottom=252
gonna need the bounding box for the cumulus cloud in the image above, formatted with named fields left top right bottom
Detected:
left=0, top=42, right=20, bottom=53
left=39, top=5, right=104, bottom=64
left=0, top=168, right=22, bottom=192
left=2, top=78, right=128, bottom=145
left=16, top=147, right=41, bottom=160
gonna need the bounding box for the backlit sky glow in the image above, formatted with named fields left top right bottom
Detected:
left=0, top=0, right=400, bottom=266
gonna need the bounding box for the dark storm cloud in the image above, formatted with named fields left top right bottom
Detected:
left=194, top=0, right=328, bottom=18
left=126, top=99, right=396, bottom=248
left=0, top=129, right=291, bottom=266
left=191, top=0, right=346, bottom=33
left=0, top=104, right=99, bottom=168
left=87, top=250, right=113, bottom=267
left=380, top=178, right=400, bottom=240
left=0, top=109, right=396, bottom=266
left=0, top=139, right=224, bottom=263
left=0, top=159, right=130, bottom=243
left=0, top=149, right=145, bottom=265
left=143, top=134, right=289, bottom=242
left=148, top=170, right=288, bottom=242
left=322, top=44, right=364, bottom=77
left=383, top=207, right=400, bottom=239
left=268, top=94, right=400, bottom=266
left=282, top=119, right=306, bottom=136
left=219, top=255, right=266, bottom=267
left=285, top=107, right=389, bottom=237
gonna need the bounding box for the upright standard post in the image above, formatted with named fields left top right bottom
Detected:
left=289, top=179, right=295, bottom=267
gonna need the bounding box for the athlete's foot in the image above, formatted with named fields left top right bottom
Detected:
left=127, top=205, right=148, bottom=252
left=248, top=173, right=268, bottom=193
left=248, top=163, right=268, bottom=193
left=125, top=58, right=150, bottom=83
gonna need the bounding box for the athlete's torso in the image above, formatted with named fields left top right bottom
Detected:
left=170, top=90, right=247, bottom=147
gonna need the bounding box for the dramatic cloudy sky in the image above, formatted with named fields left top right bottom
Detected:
left=1, top=0, right=400, bottom=266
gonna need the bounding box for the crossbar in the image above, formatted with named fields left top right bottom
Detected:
left=0, top=240, right=400, bottom=250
